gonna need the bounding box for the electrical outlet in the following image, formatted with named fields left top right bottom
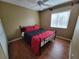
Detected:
left=71, top=54, right=74, bottom=59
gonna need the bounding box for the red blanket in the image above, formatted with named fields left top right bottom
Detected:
left=31, top=30, right=55, bottom=56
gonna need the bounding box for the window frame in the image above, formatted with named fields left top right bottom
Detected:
left=50, top=10, right=71, bottom=29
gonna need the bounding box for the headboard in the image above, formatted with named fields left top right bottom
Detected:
left=19, top=25, right=40, bottom=33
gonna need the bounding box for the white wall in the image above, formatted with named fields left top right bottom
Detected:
left=70, top=16, right=79, bottom=59
left=0, top=19, right=8, bottom=59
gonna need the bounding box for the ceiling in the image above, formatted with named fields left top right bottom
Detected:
left=0, top=0, right=73, bottom=11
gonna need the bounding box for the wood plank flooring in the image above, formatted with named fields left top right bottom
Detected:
left=8, top=38, right=70, bottom=59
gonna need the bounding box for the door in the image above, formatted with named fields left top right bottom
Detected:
left=0, top=43, right=6, bottom=59
left=71, top=16, right=79, bottom=59
left=0, top=19, right=8, bottom=59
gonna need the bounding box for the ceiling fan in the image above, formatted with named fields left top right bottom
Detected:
left=28, top=0, right=51, bottom=10
left=36, top=0, right=49, bottom=6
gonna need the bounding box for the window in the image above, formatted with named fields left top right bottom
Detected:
left=51, top=10, right=70, bottom=29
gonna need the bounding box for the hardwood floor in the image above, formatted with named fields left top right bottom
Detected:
left=8, top=38, right=70, bottom=59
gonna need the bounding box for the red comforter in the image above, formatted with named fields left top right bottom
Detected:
left=31, top=30, right=55, bottom=55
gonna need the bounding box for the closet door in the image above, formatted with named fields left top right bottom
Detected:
left=71, top=16, right=79, bottom=59
left=0, top=19, right=8, bottom=59
left=0, top=43, right=6, bottom=59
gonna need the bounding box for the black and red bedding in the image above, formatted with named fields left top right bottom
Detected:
left=24, top=28, right=46, bottom=45
left=20, top=25, right=55, bottom=55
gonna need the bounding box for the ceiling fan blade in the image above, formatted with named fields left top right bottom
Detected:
left=42, top=0, right=48, bottom=2
left=42, top=3, right=52, bottom=7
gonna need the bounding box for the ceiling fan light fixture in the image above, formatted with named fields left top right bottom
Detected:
left=37, top=1, right=43, bottom=6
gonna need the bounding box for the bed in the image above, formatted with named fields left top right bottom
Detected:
left=20, top=25, right=56, bottom=55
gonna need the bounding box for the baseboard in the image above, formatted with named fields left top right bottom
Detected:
left=9, top=37, right=22, bottom=43
left=56, top=36, right=71, bottom=41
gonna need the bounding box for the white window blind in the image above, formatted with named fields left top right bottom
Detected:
left=51, top=10, right=70, bottom=29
